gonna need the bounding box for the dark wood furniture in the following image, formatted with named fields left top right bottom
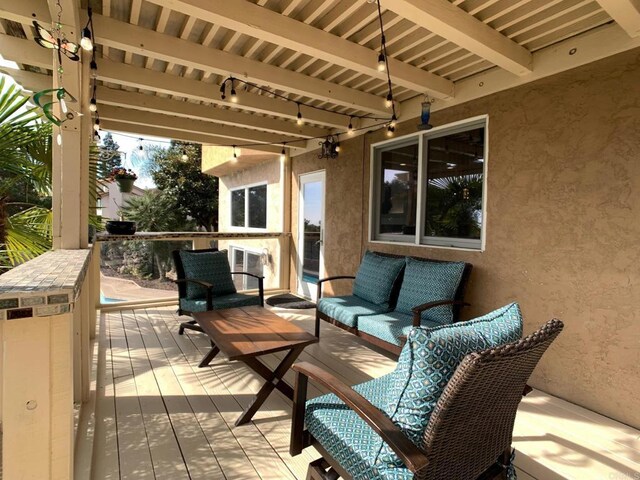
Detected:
left=192, top=305, right=318, bottom=426
left=290, top=319, right=564, bottom=480
left=173, top=248, right=265, bottom=336
left=316, top=253, right=473, bottom=355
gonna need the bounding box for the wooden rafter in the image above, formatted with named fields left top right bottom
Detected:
left=595, top=0, right=640, bottom=37
left=143, top=0, right=454, bottom=98
left=379, top=0, right=533, bottom=75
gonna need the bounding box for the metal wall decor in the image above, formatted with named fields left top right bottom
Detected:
left=318, top=136, right=340, bottom=159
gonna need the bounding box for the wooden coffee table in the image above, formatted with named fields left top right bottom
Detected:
left=192, top=305, right=318, bottom=426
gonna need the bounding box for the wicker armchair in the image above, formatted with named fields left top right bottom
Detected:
left=290, top=318, right=564, bottom=480
left=172, top=248, right=264, bottom=336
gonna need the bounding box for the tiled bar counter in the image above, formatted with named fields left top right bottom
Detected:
left=0, top=248, right=98, bottom=480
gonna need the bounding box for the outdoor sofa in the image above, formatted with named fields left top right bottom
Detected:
left=315, top=251, right=472, bottom=355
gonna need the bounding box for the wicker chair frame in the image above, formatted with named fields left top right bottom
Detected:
left=290, top=318, right=564, bottom=480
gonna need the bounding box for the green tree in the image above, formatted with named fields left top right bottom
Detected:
left=119, top=190, right=194, bottom=279
left=98, top=132, right=123, bottom=178
left=148, top=141, right=219, bottom=231
left=0, top=76, right=53, bottom=272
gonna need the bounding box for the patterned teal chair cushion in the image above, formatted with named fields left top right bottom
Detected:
left=394, top=258, right=466, bottom=325
left=352, top=251, right=405, bottom=307
left=377, top=302, right=524, bottom=466
left=180, top=293, right=261, bottom=313
left=317, top=296, right=390, bottom=329
left=179, top=249, right=237, bottom=300
left=306, top=373, right=413, bottom=480
left=358, top=311, right=440, bottom=347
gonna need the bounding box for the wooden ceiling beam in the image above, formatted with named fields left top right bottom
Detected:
left=99, top=105, right=308, bottom=149
left=100, top=119, right=282, bottom=154
left=0, top=35, right=52, bottom=70
left=595, top=0, right=640, bottom=37
left=0, top=69, right=51, bottom=92
left=98, top=88, right=326, bottom=140
left=144, top=0, right=454, bottom=98
left=97, top=58, right=348, bottom=129
left=91, top=14, right=390, bottom=116
left=379, top=0, right=533, bottom=75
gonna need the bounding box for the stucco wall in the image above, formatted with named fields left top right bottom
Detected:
left=218, top=159, right=283, bottom=290
left=290, top=48, right=640, bottom=428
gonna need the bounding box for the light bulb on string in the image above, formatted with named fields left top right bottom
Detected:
left=377, top=52, right=386, bottom=72
left=89, top=97, right=97, bottom=112
left=232, top=145, right=238, bottom=161
left=229, top=79, right=238, bottom=103
left=386, top=124, right=395, bottom=137
left=296, top=103, right=304, bottom=125
left=80, top=27, right=93, bottom=51
left=90, top=60, right=98, bottom=78
left=335, top=138, right=341, bottom=153
left=181, top=150, right=188, bottom=161
left=347, top=117, right=354, bottom=135
left=138, top=138, right=144, bottom=151
left=220, top=83, right=226, bottom=100
left=390, top=114, right=397, bottom=128
left=94, top=132, right=100, bottom=142
left=385, top=92, right=393, bottom=109
left=93, top=119, right=100, bottom=132
left=280, top=144, right=286, bottom=162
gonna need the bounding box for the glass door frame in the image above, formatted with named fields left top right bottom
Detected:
left=297, top=170, right=326, bottom=300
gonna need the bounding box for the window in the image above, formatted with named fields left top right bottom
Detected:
left=230, top=247, right=263, bottom=290
left=371, top=118, right=486, bottom=250
left=230, top=184, right=267, bottom=229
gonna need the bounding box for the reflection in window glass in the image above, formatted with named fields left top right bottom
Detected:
left=378, top=143, right=419, bottom=237
left=230, top=247, right=263, bottom=290
left=245, top=252, right=261, bottom=290
left=231, top=190, right=245, bottom=227
left=424, top=127, right=484, bottom=242
left=248, top=185, right=267, bottom=229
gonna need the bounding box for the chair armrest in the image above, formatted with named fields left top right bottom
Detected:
left=291, top=362, right=429, bottom=475
left=316, top=276, right=356, bottom=300
left=231, top=271, right=264, bottom=280
left=411, top=300, right=471, bottom=327
left=230, top=272, right=265, bottom=307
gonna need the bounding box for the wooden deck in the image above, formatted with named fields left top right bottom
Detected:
left=89, top=306, right=640, bottom=480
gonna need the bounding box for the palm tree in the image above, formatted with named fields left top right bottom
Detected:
left=0, top=75, right=53, bottom=272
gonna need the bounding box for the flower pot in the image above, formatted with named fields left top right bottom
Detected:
left=105, top=221, right=137, bottom=235
left=116, top=178, right=135, bottom=193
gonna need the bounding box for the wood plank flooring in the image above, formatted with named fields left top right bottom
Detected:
left=90, top=306, right=640, bottom=480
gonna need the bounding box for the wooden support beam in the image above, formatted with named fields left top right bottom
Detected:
left=0, top=69, right=51, bottom=93
left=0, top=35, right=52, bottom=70
left=98, top=88, right=327, bottom=139
left=379, top=0, right=533, bottom=76
left=595, top=0, right=640, bottom=37
left=0, top=0, right=50, bottom=25
left=98, top=59, right=349, bottom=129
left=99, top=105, right=307, bottom=149
left=100, top=119, right=282, bottom=154
left=145, top=0, right=454, bottom=98
left=90, top=14, right=389, bottom=115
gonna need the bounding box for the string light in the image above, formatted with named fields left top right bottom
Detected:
left=89, top=97, right=97, bottom=112
left=335, top=134, right=341, bottom=153
left=138, top=138, right=144, bottom=151
left=90, top=59, right=97, bottom=78
left=219, top=83, right=226, bottom=100
left=181, top=150, right=188, bottom=161
left=348, top=117, right=354, bottom=135
left=94, top=132, right=100, bottom=142
left=80, top=7, right=94, bottom=51
left=385, top=92, right=393, bottom=109
left=377, top=51, right=386, bottom=72
left=232, top=145, right=238, bottom=160
left=93, top=117, right=100, bottom=132
left=390, top=114, right=397, bottom=128
left=296, top=103, right=304, bottom=125
left=280, top=144, right=286, bottom=161
left=386, top=124, right=395, bottom=137
left=230, top=78, right=238, bottom=103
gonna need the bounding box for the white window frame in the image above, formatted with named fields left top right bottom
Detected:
left=369, top=115, right=489, bottom=252
left=229, top=181, right=268, bottom=231
left=229, top=245, right=264, bottom=291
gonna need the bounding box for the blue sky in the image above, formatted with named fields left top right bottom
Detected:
left=104, top=132, right=170, bottom=189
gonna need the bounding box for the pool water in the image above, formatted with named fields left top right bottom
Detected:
left=100, top=293, right=124, bottom=304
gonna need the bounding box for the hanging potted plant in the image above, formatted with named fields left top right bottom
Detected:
left=110, top=167, right=138, bottom=193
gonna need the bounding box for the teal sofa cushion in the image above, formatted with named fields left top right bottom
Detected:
left=358, top=311, right=440, bottom=347
left=317, top=295, right=390, bottom=329
left=394, top=258, right=466, bottom=325
left=377, top=302, right=523, bottom=465
left=306, top=373, right=410, bottom=480
left=179, top=249, right=236, bottom=300
left=352, top=251, right=405, bottom=307
left=180, top=293, right=261, bottom=313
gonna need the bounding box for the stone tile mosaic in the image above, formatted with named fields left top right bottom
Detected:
left=8, top=308, right=33, bottom=320
left=34, top=304, right=67, bottom=317
left=0, top=298, right=19, bottom=309
left=21, top=296, right=46, bottom=307
left=48, top=294, right=70, bottom=305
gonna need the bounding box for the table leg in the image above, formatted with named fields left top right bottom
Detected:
left=235, top=346, right=304, bottom=426
left=198, top=341, right=220, bottom=368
